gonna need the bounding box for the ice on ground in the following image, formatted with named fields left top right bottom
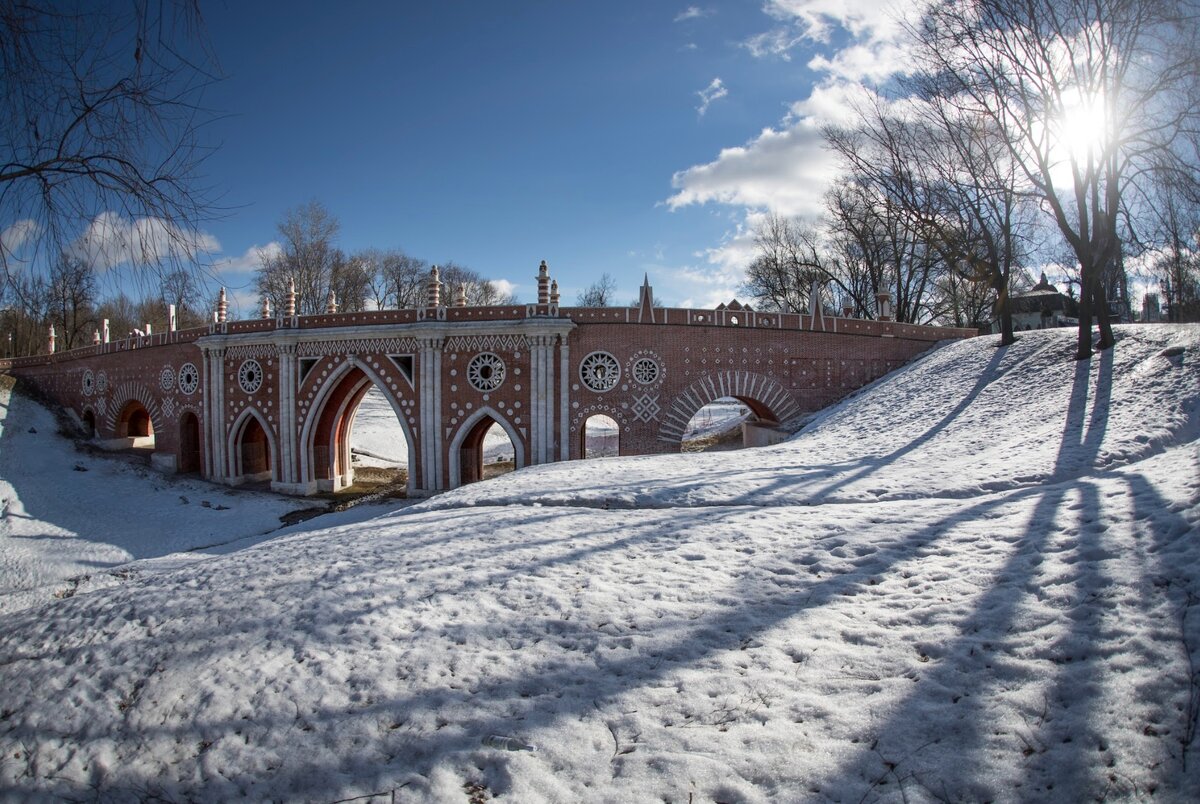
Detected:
left=0, top=325, right=1197, bottom=802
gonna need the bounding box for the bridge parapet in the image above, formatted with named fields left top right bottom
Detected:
left=2, top=285, right=974, bottom=497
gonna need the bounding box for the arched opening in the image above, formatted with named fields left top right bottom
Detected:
left=345, top=385, right=410, bottom=495
left=458, top=415, right=517, bottom=485
left=682, top=396, right=780, bottom=453
left=304, top=361, right=416, bottom=495
left=580, top=414, right=619, bottom=459
left=237, top=415, right=272, bottom=481
left=178, top=411, right=201, bottom=473
left=115, top=400, right=155, bottom=447
left=81, top=409, right=95, bottom=439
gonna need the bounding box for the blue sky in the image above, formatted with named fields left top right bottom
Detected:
left=193, top=1, right=910, bottom=314
left=2, top=2, right=913, bottom=314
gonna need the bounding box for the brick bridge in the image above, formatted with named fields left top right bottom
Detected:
left=1, top=265, right=973, bottom=496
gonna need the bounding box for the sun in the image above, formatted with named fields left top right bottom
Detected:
left=1053, top=92, right=1109, bottom=165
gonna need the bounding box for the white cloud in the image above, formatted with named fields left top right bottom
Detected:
left=674, top=6, right=711, bottom=23
left=67, top=212, right=220, bottom=272
left=667, top=118, right=838, bottom=219
left=490, top=278, right=518, bottom=299
left=696, top=78, right=729, bottom=116
left=212, top=242, right=280, bottom=277
left=0, top=219, right=39, bottom=259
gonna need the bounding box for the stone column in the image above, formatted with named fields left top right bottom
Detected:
left=202, top=346, right=227, bottom=481
left=559, top=333, right=570, bottom=460
left=276, top=343, right=298, bottom=488
left=417, top=336, right=444, bottom=492
left=528, top=333, right=556, bottom=464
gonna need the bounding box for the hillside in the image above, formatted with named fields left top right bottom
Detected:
left=0, top=325, right=1197, bottom=802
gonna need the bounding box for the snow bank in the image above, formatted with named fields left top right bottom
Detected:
left=0, top=326, right=1197, bottom=802
left=0, top=380, right=313, bottom=614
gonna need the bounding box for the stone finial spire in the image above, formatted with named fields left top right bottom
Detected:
left=427, top=265, right=442, bottom=308
left=47, top=324, right=56, bottom=355
left=454, top=283, right=467, bottom=307
left=261, top=296, right=272, bottom=319
left=875, top=291, right=893, bottom=321
left=285, top=278, right=297, bottom=318
left=549, top=279, right=559, bottom=306
left=637, top=273, right=656, bottom=323
left=168, top=304, right=177, bottom=332
left=326, top=290, right=338, bottom=314
left=102, top=318, right=110, bottom=343
left=93, top=329, right=101, bottom=345
left=537, top=260, right=550, bottom=305
left=217, top=287, right=228, bottom=324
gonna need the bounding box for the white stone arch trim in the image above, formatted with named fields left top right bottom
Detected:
left=447, top=405, right=526, bottom=490
left=657, top=370, right=802, bottom=443
left=298, top=356, right=417, bottom=491
left=104, top=380, right=162, bottom=436
left=225, top=405, right=279, bottom=483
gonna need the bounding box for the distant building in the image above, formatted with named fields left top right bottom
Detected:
left=1142, top=293, right=1163, bottom=323
left=999, top=273, right=1078, bottom=332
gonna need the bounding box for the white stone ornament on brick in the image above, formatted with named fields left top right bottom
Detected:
left=238, top=360, right=264, bottom=394
left=177, top=363, right=200, bottom=395
left=580, top=351, right=620, bottom=392
left=467, top=352, right=506, bottom=392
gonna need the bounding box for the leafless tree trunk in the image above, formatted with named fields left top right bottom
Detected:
left=915, top=0, right=1200, bottom=359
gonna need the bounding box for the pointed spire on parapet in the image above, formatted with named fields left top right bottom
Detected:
left=216, top=288, right=228, bottom=324
left=326, top=289, right=338, bottom=314
left=47, top=324, right=56, bottom=355
left=454, top=283, right=467, bottom=307
left=808, top=278, right=825, bottom=331
left=261, top=296, right=272, bottom=320
left=637, top=273, right=656, bottom=324
left=549, top=279, right=559, bottom=306
left=93, top=329, right=101, bottom=345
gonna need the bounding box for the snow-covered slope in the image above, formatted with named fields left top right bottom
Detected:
left=0, top=379, right=312, bottom=615
left=0, top=326, right=1197, bottom=803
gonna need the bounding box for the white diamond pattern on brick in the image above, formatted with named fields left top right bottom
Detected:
left=631, top=393, right=660, bottom=423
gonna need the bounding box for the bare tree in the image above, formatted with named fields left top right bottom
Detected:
left=255, top=201, right=340, bottom=315
left=439, top=261, right=518, bottom=306
left=915, top=0, right=1200, bottom=358
left=46, top=253, right=97, bottom=349
left=0, top=1, right=219, bottom=287
left=361, top=248, right=428, bottom=309
left=742, top=214, right=826, bottom=313
left=576, top=273, right=617, bottom=307
left=328, top=250, right=372, bottom=312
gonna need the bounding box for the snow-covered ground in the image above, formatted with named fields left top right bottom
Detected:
left=0, top=326, right=1198, bottom=802
left=0, top=380, right=313, bottom=616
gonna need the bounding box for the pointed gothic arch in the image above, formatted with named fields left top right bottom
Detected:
left=658, top=370, right=802, bottom=446
left=227, top=406, right=278, bottom=484
left=299, top=357, right=417, bottom=494
left=447, top=406, right=526, bottom=489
